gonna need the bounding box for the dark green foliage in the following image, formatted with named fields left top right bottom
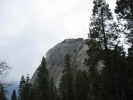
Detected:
left=18, top=75, right=25, bottom=100
left=74, top=70, right=89, bottom=100
left=59, top=74, right=67, bottom=100
left=36, top=56, right=49, bottom=100
left=59, top=71, right=74, bottom=100
left=49, top=77, right=59, bottom=100
left=31, top=79, right=38, bottom=100
left=115, top=0, right=133, bottom=99
left=86, top=0, right=123, bottom=100
left=49, top=77, right=54, bottom=100
left=88, top=0, right=119, bottom=50
left=86, top=0, right=120, bottom=69
left=87, top=46, right=129, bottom=100
left=59, top=54, right=74, bottom=100
left=86, top=1, right=133, bottom=99
left=115, top=0, right=133, bottom=44
left=21, top=82, right=34, bottom=100
left=80, top=71, right=89, bottom=100
left=74, top=70, right=82, bottom=100
left=115, top=0, right=133, bottom=20
left=21, top=56, right=59, bottom=100
left=18, top=75, right=34, bottom=100
left=0, top=83, right=7, bottom=100
left=62, top=54, right=71, bottom=73
left=101, top=46, right=128, bottom=100
left=11, top=89, right=17, bottom=100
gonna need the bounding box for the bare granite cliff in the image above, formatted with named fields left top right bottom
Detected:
left=30, top=38, right=88, bottom=87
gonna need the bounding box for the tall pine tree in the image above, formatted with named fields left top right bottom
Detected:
left=36, top=56, right=49, bottom=100
left=86, top=0, right=120, bottom=72
left=86, top=0, right=121, bottom=100
left=59, top=54, right=74, bottom=100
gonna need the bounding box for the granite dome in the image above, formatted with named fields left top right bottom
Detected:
left=30, top=38, right=88, bottom=87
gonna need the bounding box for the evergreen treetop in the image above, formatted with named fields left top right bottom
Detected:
left=59, top=54, right=74, bottom=100
left=11, top=89, right=17, bottom=100
left=36, top=56, right=49, bottom=100
left=86, top=0, right=120, bottom=68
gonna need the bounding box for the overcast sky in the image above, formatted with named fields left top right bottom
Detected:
left=0, top=0, right=116, bottom=84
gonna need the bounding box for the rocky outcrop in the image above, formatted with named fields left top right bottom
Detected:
left=30, top=38, right=88, bottom=87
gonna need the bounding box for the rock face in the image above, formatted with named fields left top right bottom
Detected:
left=30, top=38, right=88, bottom=87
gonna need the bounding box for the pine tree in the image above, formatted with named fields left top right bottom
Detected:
left=49, top=77, right=54, bottom=100
left=0, top=83, right=7, bottom=100
left=74, top=70, right=82, bottom=100
left=36, top=56, right=49, bottom=100
left=49, top=77, right=59, bottom=100
left=11, top=89, right=17, bottom=100
left=101, top=46, right=128, bottom=100
left=23, top=74, right=34, bottom=100
left=59, top=54, right=74, bottom=100
left=18, top=75, right=34, bottom=100
left=59, top=74, right=67, bottom=100
left=80, top=71, right=89, bottom=100
left=86, top=0, right=120, bottom=72
left=62, top=54, right=71, bottom=73
left=86, top=0, right=121, bottom=100
left=18, top=75, right=25, bottom=100
left=74, top=70, right=89, bottom=100
left=32, top=79, right=38, bottom=100
left=115, top=1, right=133, bottom=99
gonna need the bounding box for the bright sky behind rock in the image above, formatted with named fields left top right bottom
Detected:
left=0, top=0, right=116, bottom=84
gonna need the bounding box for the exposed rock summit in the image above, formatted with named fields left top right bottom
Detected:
left=30, top=38, right=88, bottom=87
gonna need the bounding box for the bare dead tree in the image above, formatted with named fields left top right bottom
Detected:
left=0, top=61, right=11, bottom=84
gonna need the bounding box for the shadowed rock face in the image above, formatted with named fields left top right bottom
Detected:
left=30, top=38, right=88, bottom=87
